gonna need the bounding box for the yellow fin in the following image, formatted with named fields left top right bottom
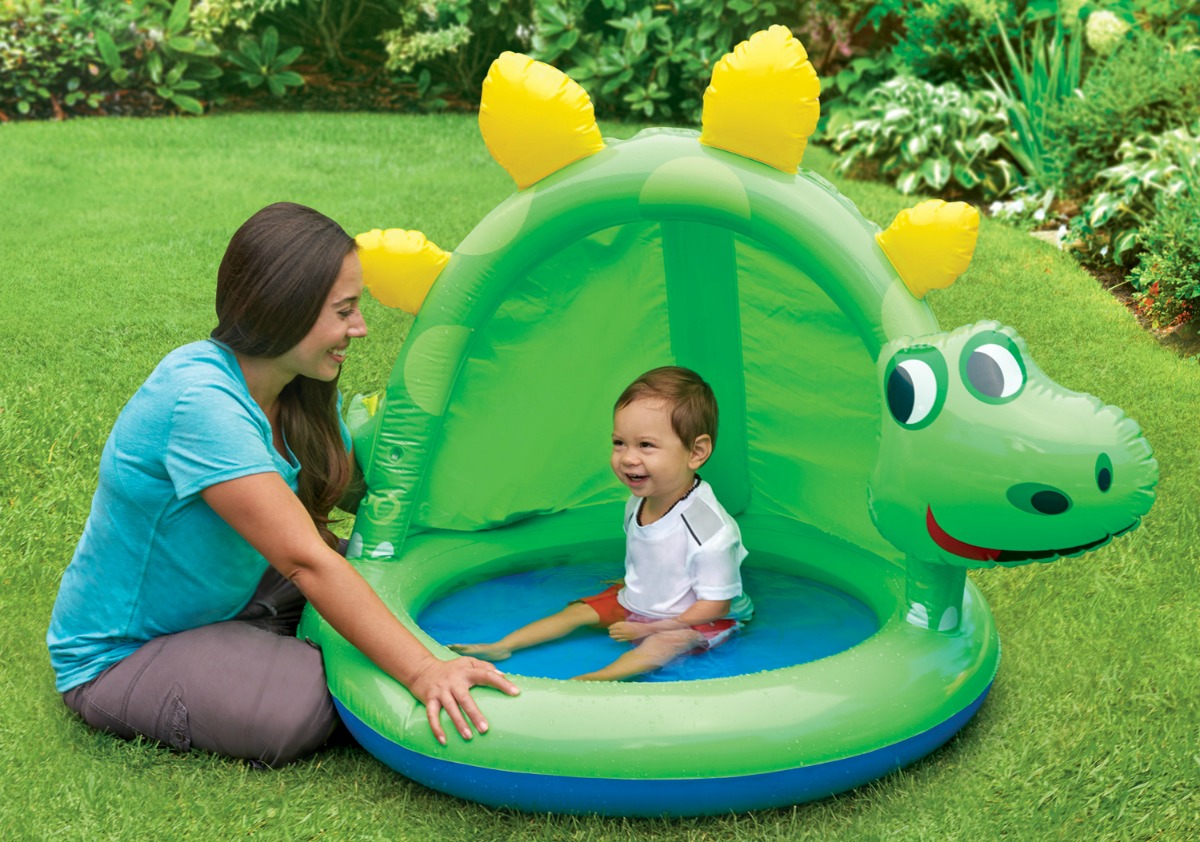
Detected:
left=479, top=52, right=606, bottom=190
left=355, top=228, right=450, bottom=314
left=699, top=25, right=820, bottom=173
left=876, top=200, right=980, bottom=299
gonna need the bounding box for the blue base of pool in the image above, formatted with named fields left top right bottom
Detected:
left=417, top=560, right=879, bottom=680
left=333, top=682, right=990, bottom=816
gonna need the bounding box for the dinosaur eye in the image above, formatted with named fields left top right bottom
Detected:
left=885, top=346, right=946, bottom=429
left=961, top=331, right=1026, bottom=403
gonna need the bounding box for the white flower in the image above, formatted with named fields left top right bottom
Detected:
left=989, top=201, right=1003, bottom=215
left=1034, top=208, right=1047, bottom=222
left=1100, top=245, right=1110, bottom=257
left=1086, top=11, right=1130, bottom=56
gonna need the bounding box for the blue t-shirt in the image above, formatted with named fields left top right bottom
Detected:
left=47, top=340, right=350, bottom=692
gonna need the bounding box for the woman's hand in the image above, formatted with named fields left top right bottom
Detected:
left=202, top=472, right=521, bottom=746
left=407, top=656, right=520, bottom=745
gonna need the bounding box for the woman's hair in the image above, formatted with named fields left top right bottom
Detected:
left=614, top=366, right=719, bottom=450
left=211, top=202, right=356, bottom=547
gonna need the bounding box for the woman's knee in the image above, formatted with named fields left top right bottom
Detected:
left=226, top=637, right=339, bottom=767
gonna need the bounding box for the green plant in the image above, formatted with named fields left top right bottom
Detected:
left=831, top=76, right=1018, bottom=197
left=224, top=25, right=304, bottom=95
left=93, top=0, right=224, bottom=114
left=985, top=13, right=1085, bottom=198
left=0, top=4, right=105, bottom=119
left=380, top=0, right=530, bottom=100
left=1051, top=31, right=1200, bottom=199
left=893, top=0, right=1019, bottom=88
left=1104, top=0, right=1200, bottom=47
left=1128, top=163, right=1200, bottom=326
left=531, top=0, right=783, bottom=122
left=1069, top=126, right=1200, bottom=267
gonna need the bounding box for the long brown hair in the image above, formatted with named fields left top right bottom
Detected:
left=211, top=202, right=355, bottom=547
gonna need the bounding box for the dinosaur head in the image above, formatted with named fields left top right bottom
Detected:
left=868, top=322, right=1157, bottom=569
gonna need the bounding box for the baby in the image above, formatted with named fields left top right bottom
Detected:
left=451, top=366, right=752, bottom=680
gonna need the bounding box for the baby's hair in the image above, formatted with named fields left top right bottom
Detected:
left=615, top=366, right=719, bottom=450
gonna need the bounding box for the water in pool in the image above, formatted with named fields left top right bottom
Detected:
left=418, top=556, right=878, bottom=681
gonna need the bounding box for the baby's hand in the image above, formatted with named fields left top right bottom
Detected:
left=608, top=621, right=652, bottom=642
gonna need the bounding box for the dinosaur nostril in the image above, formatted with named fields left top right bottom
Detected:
left=1031, top=490, right=1070, bottom=515
left=1007, top=483, right=1073, bottom=516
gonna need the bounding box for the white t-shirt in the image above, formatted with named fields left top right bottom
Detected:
left=617, top=479, right=753, bottom=621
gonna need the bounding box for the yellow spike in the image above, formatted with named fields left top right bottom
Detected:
left=699, top=25, right=820, bottom=173
left=876, top=200, right=980, bottom=299
left=355, top=228, right=450, bottom=314
left=479, top=52, right=605, bottom=190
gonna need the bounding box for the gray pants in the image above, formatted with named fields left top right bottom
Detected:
left=62, top=568, right=339, bottom=768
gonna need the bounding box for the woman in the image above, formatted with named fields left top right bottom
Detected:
left=48, top=203, right=518, bottom=767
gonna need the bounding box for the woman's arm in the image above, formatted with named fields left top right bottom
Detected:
left=202, top=472, right=519, bottom=744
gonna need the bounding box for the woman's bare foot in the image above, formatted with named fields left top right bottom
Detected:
left=448, top=643, right=512, bottom=662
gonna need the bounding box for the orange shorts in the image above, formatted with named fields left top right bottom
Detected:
left=574, top=584, right=740, bottom=648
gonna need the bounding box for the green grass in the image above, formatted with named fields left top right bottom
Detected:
left=2, top=113, right=1198, bottom=841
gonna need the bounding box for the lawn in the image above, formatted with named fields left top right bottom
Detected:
left=1, top=112, right=1197, bottom=841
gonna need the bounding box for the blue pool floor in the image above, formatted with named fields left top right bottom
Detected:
left=418, top=557, right=878, bottom=681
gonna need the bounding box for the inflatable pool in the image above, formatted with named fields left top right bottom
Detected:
left=298, top=27, right=1157, bottom=816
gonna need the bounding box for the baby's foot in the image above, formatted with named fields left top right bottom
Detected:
left=449, top=643, right=512, bottom=662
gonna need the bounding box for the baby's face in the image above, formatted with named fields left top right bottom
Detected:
left=610, top=398, right=700, bottom=505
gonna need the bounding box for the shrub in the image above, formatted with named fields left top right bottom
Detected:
left=1130, top=195, right=1200, bottom=328
left=892, top=0, right=1018, bottom=88
left=0, top=3, right=105, bottom=119
left=1069, top=125, right=1200, bottom=267
left=91, top=0, right=225, bottom=115
left=380, top=0, right=532, bottom=105
left=830, top=75, right=1018, bottom=197
left=530, top=0, right=785, bottom=122
left=1128, top=172, right=1200, bottom=327
left=1051, top=32, right=1200, bottom=200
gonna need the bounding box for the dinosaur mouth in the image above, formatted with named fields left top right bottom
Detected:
left=925, top=506, right=1132, bottom=564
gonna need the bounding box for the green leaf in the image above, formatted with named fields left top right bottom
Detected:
left=277, top=46, right=303, bottom=67
left=167, top=0, right=190, bottom=36
left=166, top=61, right=187, bottom=87
left=191, top=63, right=224, bottom=81
left=953, top=163, right=981, bottom=189
left=275, top=71, right=304, bottom=87
left=148, top=51, right=164, bottom=85
left=95, top=29, right=122, bottom=71
left=895, top=170, right=921, bottom=194
left=225, top=52, right=258, bottom=73
left=172, top=93, right=204, bottom=115
left=268, top=76, right=285, bottom=97
left=168, top=36, right=198, bottom=53
left=919, top=157, right=951, bottom=189
left=261, top=26, right=280, bottom=66
left=1113, top=229, right=1140, bottom=263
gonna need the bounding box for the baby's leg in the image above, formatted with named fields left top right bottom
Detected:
left=450, top=601, right=602, bottom=661
left=572, top=628, right=704, bottom=681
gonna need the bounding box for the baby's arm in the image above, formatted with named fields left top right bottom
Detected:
left=608, top=599, right=732, bottom=641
